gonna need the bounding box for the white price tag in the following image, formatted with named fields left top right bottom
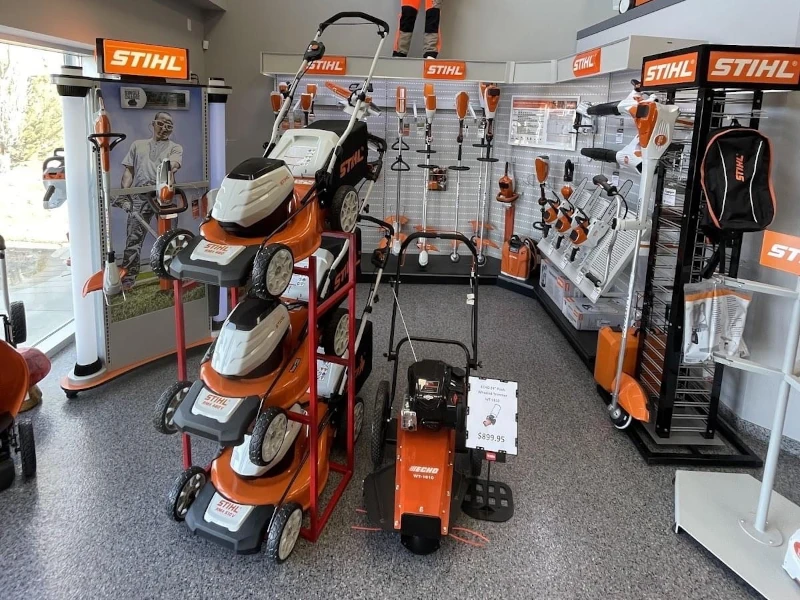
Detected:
left=559, top=254, right=569, bottom=269
left=663, top=187, right=677, bottom=207
left=466, top=377, right=518, bottom=455
left=611, top=172, right=620, bottom=187
left=616, top=128, right=625, bottom=144
left=575, top=271, right=585, bottom=284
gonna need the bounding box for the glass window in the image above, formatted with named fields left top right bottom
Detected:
left=0, top=42, right=73, bottom=347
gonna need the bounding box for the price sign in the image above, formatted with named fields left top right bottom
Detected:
left=663, top=187, right=677, bottom=207
left=466, top=376, right=518, bottom=455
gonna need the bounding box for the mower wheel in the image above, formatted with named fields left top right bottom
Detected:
left=167, top=466, right=207, bottom=521
left=335, top=397, right=365, bottom=450
left=330, top=185, right=360, bottom=233
left=469, top=449, right=482, bottom=478
left=150, top=229, right=194, bottom=281
left=370, top=381, right=391, bottom=470
left=249, top=407, right=288, bottom=467
left=252, top=243, right=294, bottom=299
left=266, top=502, right=303, bottom=563
left=9, top=301, right=27, bottom=345
left=321, top=308, right=349, bottom=358
left=154, top=380, right=193, bottom=434
left=17, top=420, right=36, bottom=478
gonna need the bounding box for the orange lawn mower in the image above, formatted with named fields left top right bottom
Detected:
left=364, top=231, right=486, bottom=555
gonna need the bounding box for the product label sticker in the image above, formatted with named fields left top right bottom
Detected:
left=191, top=388, right=245, bottom=423
left=616, top=128, right=625, bottom=144
left=466, top=377, right=518, bottom=455
left=190, top=241, right=245, bottom=266
left=611, top=172, right=620, bottom=187
left=204, top=493, right=255, bottom=532
left=663, top=187, right=677, bottom=207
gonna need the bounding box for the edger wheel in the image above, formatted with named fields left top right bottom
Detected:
left=321, top=308, right=349, bottom=357
left=154, top=380, right=193, bottom=434
left=167, top=466, right=206, bottom=521
left=370, top=381, right=390, bottom=470
left=330, top=185, right=360, bottom=233
left=266, top=502, right=303, bottom=564
left=9, top=301, right=27, bottom=345
left=252, top=243, right=294, bottom=299
left=249, top=407, right=288, bottom=466
left=150, top=229, right=194, bottom=281
left=17, top=420, right=36, bottom=478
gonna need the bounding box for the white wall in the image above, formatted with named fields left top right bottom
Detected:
left=204, top=0, right=617, bottom=166
left=0, top=0, right=207, bottom=78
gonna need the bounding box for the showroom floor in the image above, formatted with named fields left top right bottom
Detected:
left=1, top=284, right=797, bottom=599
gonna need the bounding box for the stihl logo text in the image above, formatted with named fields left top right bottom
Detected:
left=111, top=50, right=182, bottom=72
left=760, top=231, right=800, bottom=276
left=339, top=149, right=364, bottom=178
left=99, top=39, right=189, bottom=79
left=213, top=500, right=241, bottom=518
left=306, top=57, right=347, bottom=75
left=766, top=245, right=800, bottom=262
left=201, top=394, right=230, bottom=410
left=641, top=52, right=698, bottom=86
left=423, top=60, right=467, bottom=80
left=573, top=48, right=602, bottom=78
left=735, top=155, right=746, bottom=182
left=709, top=52, right=800, bottom=84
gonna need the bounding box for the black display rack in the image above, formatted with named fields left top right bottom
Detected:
left=623, top=44, right=800, bottom=466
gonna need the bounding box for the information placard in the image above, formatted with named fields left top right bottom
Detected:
left=508, top=96, right=578, bottom=152
left=466, top=377, right=518, bottom=455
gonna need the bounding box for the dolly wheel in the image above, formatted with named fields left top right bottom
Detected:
left=10, top=301, right=27, bottom=345
left=267, top=502, right=303, bottom=563
left=150, top=229, right=195, bottom=281
left=609, top=406, right=633, bottom=431
left=370, top=381, right=390, bottom=470
left=330, top=185, right=360, bottom=233
left=154, top=380, right=193, bottom=434
left=167, top=466, right=207, bottom=521
left=252, top=243, right=294, bottom=299
left=18, top=420, right=36, bottom=478
left=321, top=308, right=349, bottom=357
left=249, top=407, right=288, bottom=467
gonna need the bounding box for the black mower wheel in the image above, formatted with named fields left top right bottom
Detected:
left=321, top=308, right=349, bottom=358
left=252, top=243, right=294, bottom=299
left=17, top=420, right=36, bottom=478
left=330, top=185, right=360, bottom=233
left=154, top=380, right=193, bottom=434
left=370, top=381, right=391, bottom=470
left=249, top=407, right=288, bottom=467
left=150, top=229, right=194, bottom=281
left=469, top=449, right=482, bottom=478
left=335, top=396, right=365, bottom=450
left=167, top=466, right=207, bottom=522
left=401, top=534, right=441, bottom=555
left=9, top=301, right=27, bottom=345
left=266, top=501, right=304, bottom=564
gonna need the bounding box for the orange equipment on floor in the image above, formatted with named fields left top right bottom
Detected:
left=496, top=162, right=535, bottom=281
left=594, top=327, right=650, bottom=423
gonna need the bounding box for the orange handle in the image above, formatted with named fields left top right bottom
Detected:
left=306, top=83, right=318, bottom=98
left=423, top=82, right=435, bottom=97
left=270, top=91, right=282, bottom=112
left=425, top=94, right=437, bottom=112
left=300, top=93, right=313, bottom=111
left=455, top=91, right=469, bottom=120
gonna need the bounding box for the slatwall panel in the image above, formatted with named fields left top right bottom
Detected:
left=271, top=71, right=644, bottom=265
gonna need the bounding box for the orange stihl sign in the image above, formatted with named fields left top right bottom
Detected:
left=306, top=57, right=347, bottom=75
left=98, top=39, right=189, bottom=79
left=643, top=52, right=699, bottom=86
left=423, top=60, right=467, bottom=80
left=708, top=51, right=800, bottom=85
left=760, top=231, right=800, bottom=276
left=573, top=48, right=602, bottom=78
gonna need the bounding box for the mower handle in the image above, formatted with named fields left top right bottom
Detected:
left=581, top=147, right=618, bottom=164
left=88, top=132, right=127, bottom=152
left=358, top=213, right=394, bottom=238
left=319, top=12, right=390, bottom=37
left=400, top=231, right=478, bottom=262
left=586, top=100, right=622, bottom=117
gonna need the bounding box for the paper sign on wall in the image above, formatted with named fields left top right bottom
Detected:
left=466, top=377, right=518, bottom=455
left=508, top=96, right=578, bottom=152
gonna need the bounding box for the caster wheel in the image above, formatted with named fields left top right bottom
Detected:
left=17, top=420, right=36, bottom=478
left=167, top=466, right=206, bottom=521
left=252, top=243, right=294, bottom=299
left=150, top=229, right=194, bottom=280
left=266, top=502, right=303, bottom=563
left=249, top=407, right=288, bottom=466
left=64, top=390, right=79, bottom=399
left=321, top=308, right=349, bottom=357
left=609, top=406, right=633, bottom=430
left=401, top=534, right=440, bottom=555
left=330, top=185, right=360, bottom=233
left=370, top=381, right=391, bottom=470
left=154, top=380, right=193, bottom=434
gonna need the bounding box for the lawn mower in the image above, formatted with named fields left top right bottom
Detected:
left=159, top=219, right=394, bottom=560
left=151, top=11, right=389, bottom=298
left=364, top=230, right=483, bottom=555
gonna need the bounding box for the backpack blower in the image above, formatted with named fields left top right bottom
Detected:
left=497, top=162, right=534, bottom=280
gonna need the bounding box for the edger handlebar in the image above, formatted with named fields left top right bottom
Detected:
left=587, top=101, right=622, bottom=117
left=400, top=232, right=478, bottom=261
left=319, top=12, right=390, bottom=36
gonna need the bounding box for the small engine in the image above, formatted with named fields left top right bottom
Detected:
left=401, top=360, right=465, bottom=432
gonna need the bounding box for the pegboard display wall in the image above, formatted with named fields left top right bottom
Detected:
left=272, top=71, right=645, bottom=265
